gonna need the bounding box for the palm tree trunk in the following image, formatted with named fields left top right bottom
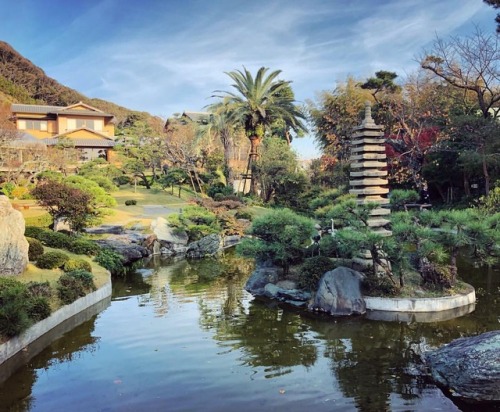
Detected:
left=248, top=136, right=260, bottom=195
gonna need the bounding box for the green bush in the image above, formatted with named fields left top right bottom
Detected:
left=67, top=239, right=100, bottom=256
left=94, top=248, right=125, bottom=276
left=113, top=175, right=131, bottom=186
left=63, top=258, right=92, bottom=273
left=362, top=275, right=398, bottom=297
left=39, top=230, right=72, bottom=248
left=390, top=189, right=420, bottom=211
left=125, top=199, right=137, bottom=206
left=297, top=256, right=337, bottom=291
left=26, top=281, right=52, bottom=298
left=235, top=210, right=253, bottom=220
left=36, top=251, right=70, bottom=269
left=27, top=237, right=44, bottom=261
left=25, top=226, right=46, bottom=239
left=0, top=278, right=30, bottom=337
left=27, top=297, right=51, bottom=322
left=207, top=183, right=234, bottom=199
left=57, top=270, right=96, bottom=305
left=87, top=175, right=117, bottom=192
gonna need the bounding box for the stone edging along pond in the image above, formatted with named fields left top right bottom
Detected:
left=363, top=284, right=476, bottom=312
left=0, top=278, right=112, bottom=366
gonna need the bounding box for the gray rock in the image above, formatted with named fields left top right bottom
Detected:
left=263, top=283, right=311, bottom=307
left=0, top=196, right=28, bottom=275
left=424, top=330, right=500, bottom=403
left=151, top=217, right=188, bottom=245
left=85, top=225, right=124, bottom=235
left=53, top=217, right=71, bottom=232
left=186, top=234, right=222, bottom=258
left=245, top=264, right=280, bottom=296
left=95, top=239, right=149, bottom=265
left=223, top=234, right=241, bottom=248
left=310, top=266, right=366, bottom=315
left=264, top=283, right=281, bottom=299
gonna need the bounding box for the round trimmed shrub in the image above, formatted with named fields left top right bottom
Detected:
left=27, top=237, right=44, bottom=261
left=67, top=239, right=100, bottom=256
left=27, top=297, right=51, bottom=322
left=27, top=281, right=52, bottom=298
left=36, top=251, right=70, bottom=269
left=63, top=258, right=92, bottom=273
left=297, top=256, right=337, bottom=291
left=57, top=270, right=95, bottom=305
left=125, top=199, right=137, bottom=206
left=25, top=226, right=46, bottom=239
left=39, top=231, right=71, bottom=248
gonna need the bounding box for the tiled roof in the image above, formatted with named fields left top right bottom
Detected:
left=42, top=138, right=116, bottom=148
left=182, top=111, right=209, bottom=123
left=11, top=103, right=113, bottom=117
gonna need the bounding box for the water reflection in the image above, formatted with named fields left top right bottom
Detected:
left=0, top=251, right=498, bottom=411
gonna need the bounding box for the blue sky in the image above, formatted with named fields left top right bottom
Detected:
left=0, top=0, right=496, bottom=158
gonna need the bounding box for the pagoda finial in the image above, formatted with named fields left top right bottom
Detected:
left=362, top=101, right=375, bottom=126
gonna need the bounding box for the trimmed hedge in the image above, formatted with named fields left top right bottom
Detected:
left=27, top=237, right=44, bottom=261
left=125, top=199, right=137, bottom=206
left=57, top=270, right=96, bottom=305
left=63, top=258, right=92, bottom=273
left=297, top=256, right=337, bottom=291
left=66, top=239, right=100, bottom=256
left=36, top=251, right=70, bottom=269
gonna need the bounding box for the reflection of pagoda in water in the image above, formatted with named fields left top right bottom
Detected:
left=349, top=102, right=391, bottom=237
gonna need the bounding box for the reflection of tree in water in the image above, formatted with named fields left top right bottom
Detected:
left=222, top=301, right=318, bottom=378
left=309, top=310, right=499, bottom=412
left=0, top=316, right=100, bottom=411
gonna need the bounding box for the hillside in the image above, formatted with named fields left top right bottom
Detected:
left=0, top=41, right=163, bottom=131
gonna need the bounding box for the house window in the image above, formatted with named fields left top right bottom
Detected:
left=18, top=120, right=47, bottom=131
left=68, top=119, right=103, bottom=131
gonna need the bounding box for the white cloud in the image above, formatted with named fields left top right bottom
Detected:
left=2, top=0, right=496, bottom=158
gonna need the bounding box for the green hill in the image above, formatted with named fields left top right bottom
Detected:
left=0, top=41, right=163, bottom=131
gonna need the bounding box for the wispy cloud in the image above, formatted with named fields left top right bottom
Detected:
left=0, top=0, right=495, bottom=157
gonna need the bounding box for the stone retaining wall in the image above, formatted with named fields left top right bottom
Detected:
left=0, top=278, right=112, bottom=366
left=364, top=286, right=476, bottom=313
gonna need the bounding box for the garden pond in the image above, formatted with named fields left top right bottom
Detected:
left=0, top=252, right=499, bottom=411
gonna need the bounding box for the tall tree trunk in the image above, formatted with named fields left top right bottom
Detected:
left=481, top=148, right=490, bottom=196
left=223, top=144, right=234, bottom=188
left=248, top=136, right=260, bottom=195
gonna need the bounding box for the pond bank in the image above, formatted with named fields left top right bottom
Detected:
left=0, top=276, right=111, bottom=376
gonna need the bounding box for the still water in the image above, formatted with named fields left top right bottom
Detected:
left=1, top=253, right=499, bottom=412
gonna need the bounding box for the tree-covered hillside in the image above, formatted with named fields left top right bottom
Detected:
left=0, top=41, right=163, bottom=130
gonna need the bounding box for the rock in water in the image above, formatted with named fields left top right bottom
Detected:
left=0, top=196, right=29, bottom=275
left=424, top=330, right=500, bottom=403
left=310, top=267, right=366, bottom=315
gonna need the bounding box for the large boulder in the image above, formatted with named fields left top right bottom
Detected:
left=186, top=234, right=222, bottom=259
left=424, top=330, right=500, bottom=403
left=0, top=196, right=29, bottom=275
left=151, top=217, right=188, bottom=245
left=309, top=266, right=366, bottom=315
left=245, top=262, right=280, bottom=296
left=95, top=235, right=149, bottom=265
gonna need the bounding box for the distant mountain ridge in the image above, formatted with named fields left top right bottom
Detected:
left=0, top=41, right=162, bottom=130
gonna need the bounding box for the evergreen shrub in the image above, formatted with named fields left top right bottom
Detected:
left=95, top=248, right=125, bottom=276
left=63, top=258, right=92, bottom=273
left=67, top=239, right=100, bottom=256
left=27, top=237, right=44, bottom=261
left=297, top=256, right=337, bottom=291
left=57, top=270, right=96, bottom=305
left=36, top=251, right=70, bottom=269
left=125, top=199, right=137, bottom=206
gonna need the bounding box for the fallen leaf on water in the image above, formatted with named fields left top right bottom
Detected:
left=279, top=389, right=286, bottom=394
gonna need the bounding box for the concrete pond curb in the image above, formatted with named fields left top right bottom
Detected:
left=0, top=277, right=112, bottom=377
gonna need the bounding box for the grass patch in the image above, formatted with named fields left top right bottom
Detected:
left=13, top=247, right=109, bottom=312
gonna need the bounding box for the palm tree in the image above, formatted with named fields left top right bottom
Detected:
left=214, top=67, right=306, bottom=194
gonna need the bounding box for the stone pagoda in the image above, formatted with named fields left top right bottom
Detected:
left=349, top=102, right=391, bottom=237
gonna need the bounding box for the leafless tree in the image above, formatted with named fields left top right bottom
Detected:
left=420, top=27, right=500, bottom=119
